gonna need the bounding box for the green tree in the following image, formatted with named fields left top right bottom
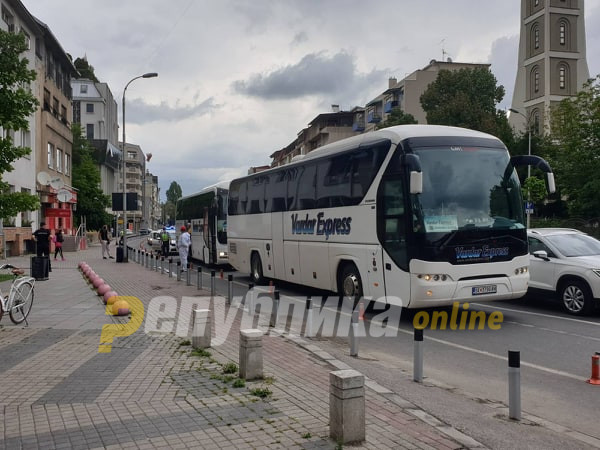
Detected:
left=545, top=75, right=600, bottom=217
left=73, top=57, right=99, bottom=82
left=164, top=201, right=176, bottom=225
left=0, top=29, right=40, bottom=220
left=166, top=181, right=182, bottom=204
left=376, top=107, right=418, bottom=129
left=420, top=67, right=512, bottom=143
left=71, top=124, right=111, bottom=229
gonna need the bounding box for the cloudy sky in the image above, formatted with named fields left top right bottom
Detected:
left=24, top=0, right=600, bottom=200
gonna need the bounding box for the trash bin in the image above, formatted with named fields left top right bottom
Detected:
left=31, top=256, right=49, bottom=281
left=116, top=246, right=127, bottom=263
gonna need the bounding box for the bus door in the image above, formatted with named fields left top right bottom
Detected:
left=378, top=177, right=411, bottom=307
left=271, top=212, right=285, bottom=279
left=202, top=207, right=211, bottom=263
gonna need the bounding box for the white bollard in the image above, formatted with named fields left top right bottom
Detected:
left=329, top=369, right=365, bottom=444
left=239, top=329, right=263, bottom=380
left=192, top=309, right=211, bottom=349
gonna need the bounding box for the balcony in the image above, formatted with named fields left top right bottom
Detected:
left=352, top=121, right=365, bottom=132
left=367, top=112, right=381, bottom=123
left=384, top=100, right=399, bottom=113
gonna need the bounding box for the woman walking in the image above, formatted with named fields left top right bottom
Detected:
left=53, top=229, right=65, bottom=261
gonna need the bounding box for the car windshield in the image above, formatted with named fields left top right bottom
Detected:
left=545, top=233, right=600, bottom=257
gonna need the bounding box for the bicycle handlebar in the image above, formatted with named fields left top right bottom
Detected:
left=0, top=264, right=16, bottom=270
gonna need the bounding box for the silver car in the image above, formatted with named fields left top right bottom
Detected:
left=527, top=228, right=600, bottom=315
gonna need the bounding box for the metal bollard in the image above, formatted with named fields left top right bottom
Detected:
left=413, top=328, right=423, bottom=383
left=508, top=350, right=521, bottom=420
left=160, top=256, right=164, bottom=275
left=177, top=261, right=182, bottom=281
left=270, top=290, right=280, bottom=327
left=197, top=266, right=203, bottom=290
left=149, top=253, right=153, bottom=269
left=168, top=258, right=173, bottom=278
left=350, top=310, right=359, bottom=357
left=227, top=274, right=233, bottom=305
left=246, top=283, right=254, bottom=314
left=186, top=263, right=191, bottom=285
left=210, top=270, right=216, bottom=297
left=305, top=296, right=313, bottom=338
left=154, top=254, right=158, bottom=271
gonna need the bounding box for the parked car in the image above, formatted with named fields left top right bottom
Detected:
left=139, top=228, right=152, bottom=236
left=527, top=228, right=600, bottom=315
left=147, top=231, right=161, bottom=247
left=147, top=230, right=176, bottom=255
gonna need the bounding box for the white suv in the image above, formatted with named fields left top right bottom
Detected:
left=527, top=228, right=600, bottom=315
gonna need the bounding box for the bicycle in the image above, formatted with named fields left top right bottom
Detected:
left=0, top=263, right=35, bottom=325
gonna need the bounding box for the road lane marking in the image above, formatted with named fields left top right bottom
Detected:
left=472, top=303, right=600, bottom=326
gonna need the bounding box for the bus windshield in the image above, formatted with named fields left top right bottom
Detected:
left=413, top=145, right=524, bottom=240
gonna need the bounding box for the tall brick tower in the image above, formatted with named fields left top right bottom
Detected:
left=509, top=0, right=590, bottom=134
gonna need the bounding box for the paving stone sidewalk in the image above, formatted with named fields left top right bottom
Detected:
left=0, top=245, right=475, bottom=449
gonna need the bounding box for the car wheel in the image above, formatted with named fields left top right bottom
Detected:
left=339, top=263, right=363, bottom=307
left=560, top=279, right=594, bottom=316
left=251, top=252, right=264, bottom=285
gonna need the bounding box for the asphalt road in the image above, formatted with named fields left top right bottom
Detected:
left=134, top=236, right=600, bottom=447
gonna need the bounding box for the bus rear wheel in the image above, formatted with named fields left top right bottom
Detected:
left=339, top=263, right=363, bottom=305
left=251, top=253, right=265, bottom=285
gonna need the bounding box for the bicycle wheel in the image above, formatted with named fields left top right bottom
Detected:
left=9, top=281, right=34, bottom=324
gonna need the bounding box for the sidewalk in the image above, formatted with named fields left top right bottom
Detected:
left=0, top=245, right=477, bottom=449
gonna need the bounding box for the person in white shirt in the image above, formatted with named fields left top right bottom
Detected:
left=178, top=225, right=191, bottom=271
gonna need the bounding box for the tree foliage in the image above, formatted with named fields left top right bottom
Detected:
left=71, top=124, right=111, bottom=229
left=0, top=29, right=40, bottom=220
left=420, top=67, right=512, bottom=143
left=376, top=107, right=418, bottom=129
left=73, top=57, right=99, bottom=82
left=166, top=181, right=182, bottom=204
left=545, top=75, right=600, bottom=217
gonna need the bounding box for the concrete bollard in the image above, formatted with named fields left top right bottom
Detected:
left=227, top=274, right=233, bottom=305
left=149, top=253, right=154, bottom=269
left=305, top=296, right=313, bottom=337
left=192, top=309, right=211, bottom=349
left=168, top=258, right=173, bottom=278
left=329, top=369, right=365, bottom=444
left=197, top=266, right=203, bottom=290
left=246, top=283, right=254, bottom=314
left=186, top=263, right=191, bottom=285
left=414, top=328, right=423, bottom=383
left=508, top=350, right=521, bottom=420
left=160, top=256, right=164, bottom=274
left=210, top=270, right=216, bottom=297
left=270, top=290, right=280, bottom=327
left=177, top=261, right=182, bottom=281
left=154, top=254, right=158, bottom=271
left=349, top=310, right=359, bottom=357
left=239, top=329, right=263, bottom=380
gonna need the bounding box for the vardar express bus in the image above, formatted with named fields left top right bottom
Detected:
left=175, top=181, right=229, bottom=265
left=227, top=125, right=555, bottom=308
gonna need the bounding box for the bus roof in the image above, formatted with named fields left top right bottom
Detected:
left=178, top=180, right=230, bottom=202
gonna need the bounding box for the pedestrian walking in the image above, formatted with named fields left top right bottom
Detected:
left=178, top=225, right=191, bottom=271
left=53, top=229, right=65, bottom=261
left=33, top=221, right=52, bottom=273
left=99, top=225, right=113, bottom=259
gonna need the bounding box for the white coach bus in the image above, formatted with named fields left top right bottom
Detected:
left=175, top=181, right=229, bottom=265
left=227, top=125, right=555, bottom=308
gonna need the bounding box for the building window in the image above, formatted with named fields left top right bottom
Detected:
left=534, top=69, right=540, bottom=93
left=86, top=123, right=94, bottom=139
left=128, top=151, right=137, bottom=159
left=534, top=25, right=540, bottom=49
left=48, top=143, right=54, bottom=168
left=1, top=6, right=14, bottom=31
left=56, top=148, right=63, bottom=173
left=559, top=21, right=567, bottom=46
left=80, top=84, right=88, bottom=94
left=534, top=0, right=539, bottom=6
left=86, top=103, right=94, bottom=113
left=64, top=153, right=71, bottom=176
left=73, top=100, right=81, bottom=123
left=52, top=97, right=59, bottom=117
left=20, top=28, right=31, bottom=50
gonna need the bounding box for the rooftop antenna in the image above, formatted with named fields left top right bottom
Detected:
left=439, top=39, right=448, bottom=61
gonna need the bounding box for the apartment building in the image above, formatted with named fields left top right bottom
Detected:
left=118, top=142, right=146, bottom=231
left=510, top=0, right=590, bottom=133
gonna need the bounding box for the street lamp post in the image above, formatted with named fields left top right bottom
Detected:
left=120, top=72, right=158, bottom=261
left=509, top=108, right=532, bottom=228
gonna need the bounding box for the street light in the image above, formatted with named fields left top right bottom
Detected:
left=509, top=108, right=532, bottom=228
left=120, top=72, right=158, bottom=261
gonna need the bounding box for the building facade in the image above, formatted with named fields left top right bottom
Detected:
left=510, top=0, right=590, bottom=133
left=118, top=142, right=146, bottom=232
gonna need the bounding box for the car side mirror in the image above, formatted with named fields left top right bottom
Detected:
left=533, top=250, right=550, bottom=261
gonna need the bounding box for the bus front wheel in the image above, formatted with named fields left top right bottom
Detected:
left=339, top=263, right=363, bottom=302
left=251, top=252, right=265, bottom=285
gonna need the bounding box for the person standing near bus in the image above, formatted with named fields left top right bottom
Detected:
left=160, top=226, right=170, bottom=256
left=178, top=225, right=191, bottom=271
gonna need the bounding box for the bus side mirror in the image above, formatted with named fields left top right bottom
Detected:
left=402, top=154, right=423, bottom=194
left=509, top=155, right=555, bottom=194
left=546, top=172, right=556, bottom=194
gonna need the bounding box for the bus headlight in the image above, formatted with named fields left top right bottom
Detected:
left=514, top=266, right=528, bottom=275
left=219, top=251, right=228, bottom=258
left=417, top=273, right=450, bottom=282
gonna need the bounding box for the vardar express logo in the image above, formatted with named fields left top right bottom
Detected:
left=291, top=212, right=352, bottom=240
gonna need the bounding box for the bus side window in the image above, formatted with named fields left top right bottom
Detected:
left=297, top=164, right=316, bottom=210
left=379, top=178, right=408, bottom=269
left=286, top=167, right=299, bottom=211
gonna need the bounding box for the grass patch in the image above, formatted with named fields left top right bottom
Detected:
left=191, top=348, right=211, bottom=358
left=302, top=432, right=312, bottom=439
left=0, top=274, right=13, bottom=283
left=263, top=376, right=275, bottom=385
left=179, top=339, right=191, bottom=346
left=222, top=375, right=235, bottom=383
left=249, top=387, right=272, bottom=399
left=222, top=362, right=238, bottom=374
left=232, top=379, right=246, bottom=388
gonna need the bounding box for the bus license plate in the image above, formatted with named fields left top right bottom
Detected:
left=472, top=284, right=497, bottom=295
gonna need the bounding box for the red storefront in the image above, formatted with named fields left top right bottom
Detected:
left=42, top=187, right=78, bottom=233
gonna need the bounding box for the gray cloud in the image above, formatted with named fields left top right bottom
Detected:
left=291, top=31, right=308, bottom=47
left=232, top=51, right=386, bottom=101
left=125, top=97, right=219, bottom=124
left=488, top=34, right=519, bottom=110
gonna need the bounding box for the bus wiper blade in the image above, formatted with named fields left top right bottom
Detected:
left=438, top=230, right=460, bottom=251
